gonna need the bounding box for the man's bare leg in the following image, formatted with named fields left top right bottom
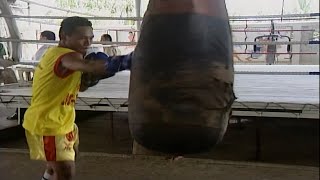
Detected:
left=74, top=142, right=79, bottom=161
left=40, top=163, right=54, bottom=180
left=48, top=161, right=75, bottom=180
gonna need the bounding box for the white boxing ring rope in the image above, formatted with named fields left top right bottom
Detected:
left=14, top=0, right=320, bottom=20
left=1, top=11, right=318, bottom=55
left=232, top=29, right=316, bottom=32
left=0, top=38, right=319, bottom=46
left=234, top=65, right=319, bottom=75
left=14, top=18, right=142, bottom=31
left=0, top=15, right=143, bottom=21
left=1, top=12, right=319, bottom=21
left=1, top=38, right=318, bottom=63
left=8, top=18, right=320, bottom=32
left=229, top=13, right=320, bottom=20
left=16, top=0, right=97, bottom=17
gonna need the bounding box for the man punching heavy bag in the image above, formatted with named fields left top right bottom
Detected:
left=129, top=0, right=235, bottom=154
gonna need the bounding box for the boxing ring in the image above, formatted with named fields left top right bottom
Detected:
left=0, top=67, right=319, bottom=120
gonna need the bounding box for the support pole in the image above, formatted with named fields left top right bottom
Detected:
left=135, top=0, right=142, bottom=37
left=0, top=0, right=22, bottom=62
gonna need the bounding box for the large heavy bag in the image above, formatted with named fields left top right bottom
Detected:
left=129, top=0, right=235, bottom=154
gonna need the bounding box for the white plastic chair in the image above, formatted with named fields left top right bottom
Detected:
left=7, top=64, right=35, bottom=86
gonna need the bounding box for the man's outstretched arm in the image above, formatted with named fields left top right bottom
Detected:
left=79, top=52, right=133, bottom=91
left=102, top=51, right=133, bottom=79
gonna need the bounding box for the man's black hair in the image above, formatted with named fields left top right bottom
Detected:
left=102, top=34, right=113, bottom=42
left=41, top=31, right=56, bottom=40
left=59, top=16, right=92, bottom=37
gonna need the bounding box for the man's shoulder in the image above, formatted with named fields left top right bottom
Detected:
left=44, top=46, right=76, bottom=58
left=48, top=46, right=73, bottom=52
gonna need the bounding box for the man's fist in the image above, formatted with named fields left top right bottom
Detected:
left=80, top=52, right=109, bottom=91
left=79, top=51, right=133, bottom=91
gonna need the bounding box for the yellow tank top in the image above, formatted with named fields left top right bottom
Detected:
left=23, top=46, right=82, bottom=135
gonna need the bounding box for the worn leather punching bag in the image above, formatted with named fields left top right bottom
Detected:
left=129, top=0, right=235, bottom=154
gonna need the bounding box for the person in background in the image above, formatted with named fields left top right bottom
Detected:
left=0, top=43, right=7, bottom=59
left=32, top=30, right=56, bottom=61
left=100, top=33, right=120, bottom=56
left=124, top=31, right=136, bottom=54
left=128, top=31, right=136, bottom=43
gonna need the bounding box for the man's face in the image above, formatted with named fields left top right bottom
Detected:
left=100, top=36, right=107, bottom=45
left=63, top=26, right=94, bottom=55
left=128, top=32, right=134, bottom=42
left=39, top=35, right=47, bottom=41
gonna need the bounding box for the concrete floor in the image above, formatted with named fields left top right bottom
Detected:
left=0, top=108, right=319, bottom=179
left=0, top=150, right=318, bottom=180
